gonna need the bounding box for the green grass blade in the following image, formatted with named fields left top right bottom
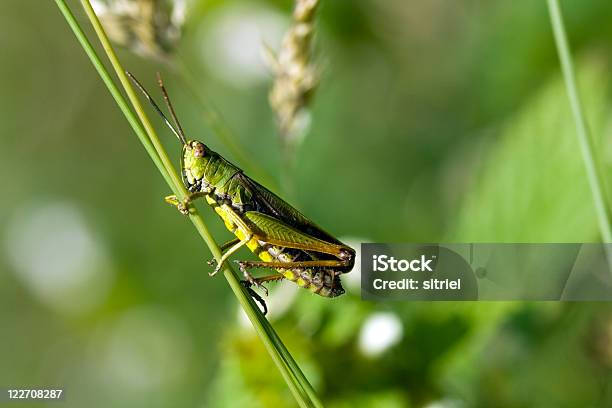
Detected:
left=54, top=1, right=322, bottom=406
left=547, top=0, right=612, bottom=243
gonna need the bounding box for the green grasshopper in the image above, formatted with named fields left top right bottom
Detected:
left=128, top=72, right=355, bottom=312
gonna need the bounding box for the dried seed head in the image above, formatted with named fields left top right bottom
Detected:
left=92, top=0, right=187, bottom=61
left=268, top=0, right=320, bottom=149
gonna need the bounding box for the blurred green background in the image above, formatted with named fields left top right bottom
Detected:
left=3, top=0, right=612, bottom=406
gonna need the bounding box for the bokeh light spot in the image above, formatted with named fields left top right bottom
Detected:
left=3, top=201, right=114, bottom=315
left=358, top=312, right=403, bottom=357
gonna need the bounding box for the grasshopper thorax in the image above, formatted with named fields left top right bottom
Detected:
left=182, top=140, right=209, bottom=187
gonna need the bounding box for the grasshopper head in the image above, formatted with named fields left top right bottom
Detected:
left=182, top=140, right=209, bottom=186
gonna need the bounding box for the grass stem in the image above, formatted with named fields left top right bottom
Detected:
left=54, top=1, right=322, bottom=406
left=547, top=0, right=612, bottom=243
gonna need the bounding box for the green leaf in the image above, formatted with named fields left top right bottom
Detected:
left=451, top=57, right=609, bottom=242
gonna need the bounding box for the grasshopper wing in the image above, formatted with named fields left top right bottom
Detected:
left=237, top=173, right=346, bottom=247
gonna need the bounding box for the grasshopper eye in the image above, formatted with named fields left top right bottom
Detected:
left=192, top=142, right=205, bottom=158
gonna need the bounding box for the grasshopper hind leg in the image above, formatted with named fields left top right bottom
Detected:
left=237, top=261, right=288, bottom=296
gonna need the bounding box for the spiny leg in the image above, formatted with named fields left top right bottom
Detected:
left=237, top=263, right=287, bottom=296
left=237, top=260, right=262, bottom=293
left=237, top=259, right=347, bottom=294
left=236, top=259, right=349, bottom=271
left=249, top=274, right=287, bottom=297
left=253, top=274, right=287, bottom=284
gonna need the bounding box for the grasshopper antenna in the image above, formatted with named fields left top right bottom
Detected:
left=126, top=71, right=187, bottom=145
left=156, top=72, right=187, bottom=144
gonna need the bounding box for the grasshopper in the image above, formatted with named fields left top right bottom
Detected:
left=128, top=72, right=355, bottom=312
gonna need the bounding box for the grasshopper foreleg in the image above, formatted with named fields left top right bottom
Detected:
left=165, top=191, right=210, bottom=215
